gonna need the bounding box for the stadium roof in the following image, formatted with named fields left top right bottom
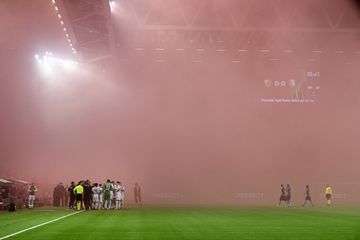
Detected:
left=1, top=0, right=359, bottom=65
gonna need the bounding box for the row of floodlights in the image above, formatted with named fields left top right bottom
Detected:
left=35, top=52, right=78, bottom=70
left=51, top=0, right=77, bottom=54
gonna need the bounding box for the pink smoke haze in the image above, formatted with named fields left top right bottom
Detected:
left=1, top=0, right=360, bottom=204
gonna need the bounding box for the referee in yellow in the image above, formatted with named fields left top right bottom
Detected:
left=325, top=184, right=333, bottom=206
left=73, top=181, right=84, bottom=211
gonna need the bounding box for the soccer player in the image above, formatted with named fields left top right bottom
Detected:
left=98, top=184, right=103, bottom=210
left=92, top=183, right=101, bottom=210
left=114, top=181, right=122, bottom=210
left=73, top=181, right=84, bottom=211
left=278, top=184, right=287, bottom=206
left=110, top=181, right=116, bottom=209
left=119, top=181, right=125, bottom=209
left=68, top=182, right=76, bottom=209
left=103, top=179, right=113, bottom=210
left=134, top=182, right=142, bottom=206
left=325, top=184, right=332, bottom=206
left=83, top=180, right=92, bottom=210
left=28, top=183, right=37, bottom=209
left=302, top=185, right=314, bottom=207
left=286, top=184, right=292, bottom=207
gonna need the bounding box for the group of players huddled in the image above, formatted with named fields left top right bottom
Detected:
left=68, top=179, right=134, bottom=211
left=278, top=184, right=333, bottom=207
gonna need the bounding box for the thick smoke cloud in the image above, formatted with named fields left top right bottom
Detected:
left=1, top=0, right=360, bottom=204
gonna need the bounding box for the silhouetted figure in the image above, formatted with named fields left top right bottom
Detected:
left=303, top=185, right=314, bottom=207
left=68, top=182, right=76, bottom=209
left=83, top=180, right=92, bottom=210
left=53, top=184, right=62, bottom=207
left=134, top=182, right=142, bottom=206
left=278, top=184, right=287, bottom=206
left=286, top=184, right=292, bottom=207
left=59, top=183, right=66, bottom=206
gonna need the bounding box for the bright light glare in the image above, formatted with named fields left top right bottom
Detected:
left=109, top=0, right=116, bottom=11
left=35, top=52, right=78, bottom=73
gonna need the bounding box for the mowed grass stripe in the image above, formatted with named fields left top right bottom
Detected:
left=4, top=207, right=360, bottom=240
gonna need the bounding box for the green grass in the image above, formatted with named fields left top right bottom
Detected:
left=1, top=206, right=360, bottom=239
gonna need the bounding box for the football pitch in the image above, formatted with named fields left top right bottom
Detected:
left=1, top=206, right=359, bottom=240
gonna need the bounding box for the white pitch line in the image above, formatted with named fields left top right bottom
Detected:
left=0, top=211, right=83, bottom=240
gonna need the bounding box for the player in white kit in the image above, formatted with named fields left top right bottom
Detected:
left=110, top=181, right=115, bottom=209
left=28, top=183, right=37, bottom=208
left=119, top=181, right=125, bottom=209
left=91, top=183, right=101, bottom=210
left=98, top=184, right=103, bottom=210
left=114, top=182, right=121, bottom=210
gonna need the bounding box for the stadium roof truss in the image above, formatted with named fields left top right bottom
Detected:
left=58, top=0, right=117, bottom=63
left=57, top=0, right=360, bottom=63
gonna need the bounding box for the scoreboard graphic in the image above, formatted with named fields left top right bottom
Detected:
left=261, top=70, right=320, bottom=104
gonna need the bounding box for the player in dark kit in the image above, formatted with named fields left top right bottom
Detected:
left=83, top=180, right=92, bottom=210
left=278, top=184, right=287, bottom=206
left=68, top=182, right=76, bottom=209
left=302, top=185, right=314, bottom=207
left=286, top=184, right=292, bottom=207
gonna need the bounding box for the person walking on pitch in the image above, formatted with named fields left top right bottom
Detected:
left=325, top=184, right=332, bottom=206
left=302, top=185, right=314, bottom=207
